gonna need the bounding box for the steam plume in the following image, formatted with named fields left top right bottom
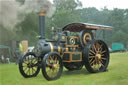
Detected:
left=22, top=0, right=56, bottom=17
left=0, top=0, right=55, bottom=29
left=0, top=0, right=20, bottom=29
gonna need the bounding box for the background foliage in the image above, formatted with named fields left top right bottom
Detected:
left=0, top=0, right=128, bottom=47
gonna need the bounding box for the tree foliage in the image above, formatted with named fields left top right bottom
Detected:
left=1, top=0, right=128, bottom=48
left=53, top=0, right=82, bottom=11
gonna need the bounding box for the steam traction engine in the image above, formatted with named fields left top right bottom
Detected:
left=19, top=12, right=112, bottom=81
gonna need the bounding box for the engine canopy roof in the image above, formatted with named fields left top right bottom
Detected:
left=62, top=23, right=112, bottom=32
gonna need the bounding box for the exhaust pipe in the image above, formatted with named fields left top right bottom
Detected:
left=39, top=12, right=46, bottom=39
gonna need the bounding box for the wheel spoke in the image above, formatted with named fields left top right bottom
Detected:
left=101, top=50, right=106, bottom=54
left=49, top=56, right=54, bottom=62
left=29, top=68, right=30, bottom=75
left=26, top=68, right=30, bottom=75
left=23, top=67, right=28, bottom=71
left=56, top=60, right=59, bottom=64
left=27, top=56, right=29, bottom=63
left=89, top=57, right=94, bottom=63
left=101, top=57, right=107, bottom=60
left=97, top=65, right=100, bottom=71
left=89, top=52, right=94, bottom=55
left=23, top=61, right=28, bottom=64
left=32, top=67, right=36, bottom=73
left=92, top=66, right=96, bottom=69
left=30, top=55, right=32, bottom=63
left=95, top=43, right=99, bottom=51
left=47, top=58, right=50, bottom=63
left=51, top=70, right=55, bottom=77
left=95, top=58, right=98, bottom=65
left=46, top=68, right=53, bottom=77
left=47, top=68, right=51, bottom=73
left=89, top=56, right=95, bottom=58
left=47, top=64, right=52, bottom=66
left=99, top=59, right=103, bottom=63
left=98, top=63, right=101, bottom=70
left=33, top=58, right=38, bottom=64
left=55, top=64, right=60, bottom=70
left=100, top=61, right=104, bottom=67
left=31, top=56, right=34, bottom=63
left=97, top=43, right=100, bottom=52
left=22, top=65, right=28, bottom=67
left=93, top=44, right=97, bottom=52
left=90, top=59, right=95, bottom=65
left=54, top=57, right=57, bottom=64
left=90, top=50, right=96, bottom=54
left=97, top=60, right=102, bottom=70
left=101, top=54, right=104, bottom=56
left=30, top=68, right=32, bottom=75
left=99, top=44, right=103, bottom=52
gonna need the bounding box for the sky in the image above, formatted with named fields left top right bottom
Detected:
left=81, top=0, right=128, bottom=9
left=50, top=0, right=128, bottom=9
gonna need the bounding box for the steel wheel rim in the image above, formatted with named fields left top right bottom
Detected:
left=22, top=55, right=38, bottom=76
left=45, top=55, right=60, bottom=78
left=88, top=41, right=109, bottom=71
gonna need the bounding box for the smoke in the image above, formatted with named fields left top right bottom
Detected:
left=0, top=0, right=55, bottom=29
left=22, top=0, right=56, bottom=17
left=0, top=0, right=21, bottom=29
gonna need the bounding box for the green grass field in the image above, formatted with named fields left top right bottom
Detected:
left=0, top=52, right=128, bottom=85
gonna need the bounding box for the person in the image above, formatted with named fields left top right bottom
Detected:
left=19, top=42, right=23, bottom=53
left=6, top=58, right=10, bottom=64
left=15, top=41, right=23, bottom=64
left=1, top=55, right=5, bottom=63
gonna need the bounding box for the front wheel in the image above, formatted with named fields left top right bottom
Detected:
left=41, top=52, right=63, bottom=81
left=19, top=52, right=40, bottom=78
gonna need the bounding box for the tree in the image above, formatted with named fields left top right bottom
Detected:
left=79, top=7, right=128, bottom=47
left=108, top=8, right=125, bottom=30
left=0, top=25, right=15, bottom=45
left=80, top=7, right=100, bottom=23
left=53, top=0, right=82, bottom=11
left=112, top=30, right=128, bottom=46
left=15, top=12, right=39, bottom=45
left=52, top=9, right=80, bottom=29
left=49, top=0, right=82, bottom=31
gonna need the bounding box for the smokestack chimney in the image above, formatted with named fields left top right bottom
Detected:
left=39, top=12, right=46, bottom=39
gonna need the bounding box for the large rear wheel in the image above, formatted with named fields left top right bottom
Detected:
left=83, top=40, right=109, bottom=73
left=41, top=52, right=63, bottom=81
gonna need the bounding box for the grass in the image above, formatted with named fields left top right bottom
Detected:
left=0, top=52, right=128, bottom=85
